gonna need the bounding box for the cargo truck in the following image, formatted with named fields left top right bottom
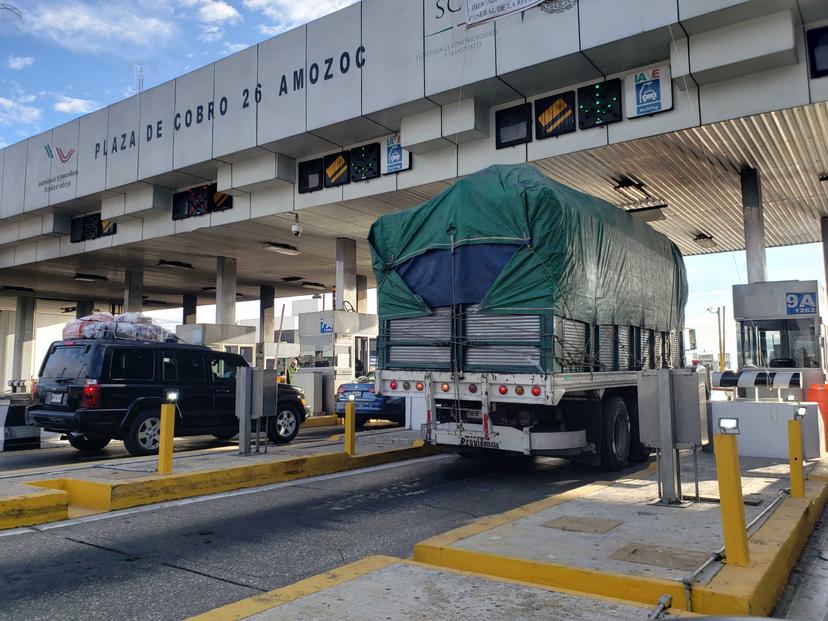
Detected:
left=369, top=165, right=687, bottom=470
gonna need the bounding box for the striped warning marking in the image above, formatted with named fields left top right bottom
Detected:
left=538, top=97, right=573, bottom=134
left=326, top=155, right=348, bottom=184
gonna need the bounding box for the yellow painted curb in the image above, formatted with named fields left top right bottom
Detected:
left=412, top=467, right=828, bottom=616
left=301, top=415, right=340, bottom=428
left=0, top=443, right=438, bottom=531
left=188, top=556, right=398, bottom=620
left=0, top=488, right=68, bottom=529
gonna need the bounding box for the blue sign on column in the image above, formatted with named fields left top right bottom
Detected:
left=786, top=292, right=817, bottom=315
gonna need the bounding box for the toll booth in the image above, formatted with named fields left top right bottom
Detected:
left=731, top=280, right=827, bottom=394
left=295, top=311, right=378, bottom=414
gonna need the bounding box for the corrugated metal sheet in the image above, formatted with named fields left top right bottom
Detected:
left=618, top=326, right=630, bottom=370
left=387, top=308, right=451, bottom=341
left=642, top=329, right=653, bottom=369
left=599, top=325, right=615, bottom=371
left=466, top=346, right=541, bottom=368
left=388, top=346, right=450, bottom=365
left=558, top=318, right=588, bottom=370
left=465, top=305, right=540, bottom=341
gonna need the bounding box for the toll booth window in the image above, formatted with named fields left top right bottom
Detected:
left=175, top=352, right=206, bottom=382
left=740, top=319, right=820, bottom=368
left=210, top=355, right=241, bottom=382
left=110, top=349, right=155, bottom=381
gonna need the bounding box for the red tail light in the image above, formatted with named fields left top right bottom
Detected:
left=415, top=382, right=424, bottom=391
left=389, top=380, right=398, bottom=390
left=531, top=385, right=542, bottom=397
left=82, top=382, right=101, bottom=409
left=498, top=385, right=508, bottom=395
left=441, top=383, right=450, bottom=393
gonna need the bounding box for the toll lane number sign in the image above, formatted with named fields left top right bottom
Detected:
left=786, top=292, right=817, bottom=315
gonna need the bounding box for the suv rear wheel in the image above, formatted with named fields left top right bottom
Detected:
left=267, top=405, right=300, bottom=444
left=124, top=410, right=162, bottom=456
left=68, top=434, right=111, bottom=452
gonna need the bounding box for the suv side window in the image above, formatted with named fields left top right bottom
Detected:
left=209, top=354, right=242, bottom=383
left=110, top=348, right=155, bottom=382
left=178, top=351, right=206, bottom=382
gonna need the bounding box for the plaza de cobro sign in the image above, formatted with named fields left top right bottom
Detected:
left=93, top=45, right=367, bottom=160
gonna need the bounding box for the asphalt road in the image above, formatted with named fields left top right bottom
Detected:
left=0, top=453, right=622, bottom=621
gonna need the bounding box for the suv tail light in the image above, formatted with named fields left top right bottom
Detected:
left=337, top=385, right=346, bottom=395
left=389, top=380, right=398, bottom=390
left=82, top=381, right=101, bottom=409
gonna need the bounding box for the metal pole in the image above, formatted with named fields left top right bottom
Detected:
left=788, top=418, right=805, bottom=498
left=237, top=367, right=252, bottom=455
left=657, top=370, right=681, bottom=504
left=717, top=308, right=725, bottom=372
left=345, top=400, right=356, bottom=456
left=713, top=433, right=750, bottom=566
left=158, top=403, right=175, bottom=474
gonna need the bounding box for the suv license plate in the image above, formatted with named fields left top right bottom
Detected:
left=48, top=392, right=64, bottom=405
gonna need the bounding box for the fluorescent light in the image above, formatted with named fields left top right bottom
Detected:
left=263, top=242, right=301, bottom=256
left=626, top=204, right=667, bottom=222
left=613, top=177, right=650, bottom=203
left=693, top=234, right=717, bottom=249
left=157, top=260, right=194, bottom=270
left=718, top=417, right=739, bottom=435
left=74, top=273, right=108, bottom=282
left=301, top=281, right=327, bottom=291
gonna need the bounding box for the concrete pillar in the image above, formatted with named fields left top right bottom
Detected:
left=0, top=311, right=12, bottom=390
left=11, top=296, right=35, bottom=383
left=182, top=293, right=198, bottom=325
left=821, top=218, right=828, bottom=292
left=76, top=301, right=94, bottom=319
left=740, top=168, right=767, bottom=284
left=356, top=275, right=368, bottom=313
left=257, top=285, right=275, bottom=368
left=216, top=256, right=237, bottom=325
left=124, top=271, right=143, bottom=313
left=336, top=238, right=357, bottom=311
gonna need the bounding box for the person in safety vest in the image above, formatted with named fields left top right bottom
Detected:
left=286, top=358, right=299, bottom=385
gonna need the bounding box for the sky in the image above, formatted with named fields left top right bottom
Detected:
left=0, top=0, right=359, bottom=148
left=5, top=1, right=823, bottom=369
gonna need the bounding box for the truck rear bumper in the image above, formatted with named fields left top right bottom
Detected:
left=430, top=423, right=586, bottom=456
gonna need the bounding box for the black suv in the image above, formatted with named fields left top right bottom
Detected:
left=27, top=339, right=308, bottom=456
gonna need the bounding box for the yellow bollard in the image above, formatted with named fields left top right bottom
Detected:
left=344, top=400, right=356, bottom=456
left=714, top=433, right=750, bottom=566
left=157, top=403, right=175, bottom=474
left=788, top=418, right=805, bottom=498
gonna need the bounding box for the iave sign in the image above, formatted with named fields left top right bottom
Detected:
left=624, top=64, right=673, bottom=119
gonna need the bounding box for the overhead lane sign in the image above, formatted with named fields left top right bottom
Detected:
left=465, top=0, right=545, bottom=27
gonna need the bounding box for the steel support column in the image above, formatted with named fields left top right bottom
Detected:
left=124, top=271, right=144, bottom=313
left=258, top=285, right=275, bottom=367
left=11, top=296, right=35, bottom=384
left=740, top=168, right=767, bottom=284
left=336, top=238, right=357, bottom=311
left=356, top=275, right=368, bottom=313
left=216, top=256, right=237, bottom=325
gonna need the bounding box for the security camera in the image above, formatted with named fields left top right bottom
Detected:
left=291, top=213, right=303, bottom=237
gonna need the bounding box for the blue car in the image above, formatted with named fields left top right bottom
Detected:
left=335, top=374, right=405, bottom=425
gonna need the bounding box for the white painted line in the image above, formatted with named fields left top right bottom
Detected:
left=0, top=453, right=452, bottom=537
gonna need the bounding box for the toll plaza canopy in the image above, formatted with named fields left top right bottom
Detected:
left=369, top=164, right=687, bottom=330
left=0, top=0, right=826, bottom=309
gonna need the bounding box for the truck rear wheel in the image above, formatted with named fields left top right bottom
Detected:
left=600, top=396, right=630, bottom=471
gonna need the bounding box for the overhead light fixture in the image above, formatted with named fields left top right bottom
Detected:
left=613, top=177, right=650, bottom=203
left=281, top=276, right=304, bottom=283
left=200, top=286, right=216, bottom=292
left=626, top=204, right=667, bottom=222
left=61, top=306, right=77, bottom=314
left=1, top=286, right=34, bottom=293
left=157, top=260, right=194, bottom=270
left=263, top=242, right=301, bottom=256
left=74, top=273, right=108, bottom=282
left=693, top=233, right=717, bottom=249
left=301, top=281, right=327, bottom=291
left=819, top=173, right=828, bottom=183
left=142, top=299, right=167, bottom=307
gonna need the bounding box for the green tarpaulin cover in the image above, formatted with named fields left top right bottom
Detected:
left=368, top=164, right=687, bottom=331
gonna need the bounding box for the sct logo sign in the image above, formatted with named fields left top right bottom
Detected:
left=44, top=144, right=76, bottom=167
left=786, top=292, right=818, bottom=315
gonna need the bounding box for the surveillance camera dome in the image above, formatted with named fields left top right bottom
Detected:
left=291, top=221, right=303, bottom=237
